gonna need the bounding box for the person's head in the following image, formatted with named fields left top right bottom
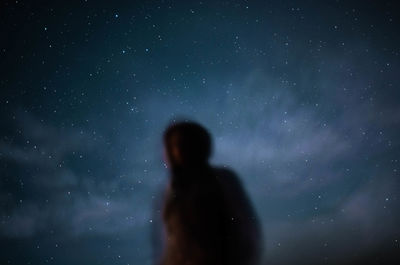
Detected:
left=163, top=120, right=212, bottom=169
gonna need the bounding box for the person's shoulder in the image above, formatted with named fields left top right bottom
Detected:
left=212, top=165, right=236, bottom=176
left=211, top=165, right=242, bottom=187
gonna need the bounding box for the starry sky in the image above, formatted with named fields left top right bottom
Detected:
left=1, top=0, right=400, bottom=265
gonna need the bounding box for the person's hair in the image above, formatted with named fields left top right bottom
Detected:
left=163, top=120, right=212, bottom=165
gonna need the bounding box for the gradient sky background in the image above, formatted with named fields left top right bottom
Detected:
left=1, top=0, right=400, bottom=265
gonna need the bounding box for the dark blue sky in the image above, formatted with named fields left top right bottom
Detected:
left=1, top=0, right=399, bottom=264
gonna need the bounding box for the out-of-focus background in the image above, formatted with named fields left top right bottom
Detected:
left=1, top=0, right=399, bottom=264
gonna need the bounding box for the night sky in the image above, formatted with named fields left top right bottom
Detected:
left=1, top=0, right=400, bottom=265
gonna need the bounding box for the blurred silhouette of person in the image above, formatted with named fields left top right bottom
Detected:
left=154, top=120, right=262, bottom=265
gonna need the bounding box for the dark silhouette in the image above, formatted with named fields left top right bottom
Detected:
left=154, top=120, right=262, bottom=265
